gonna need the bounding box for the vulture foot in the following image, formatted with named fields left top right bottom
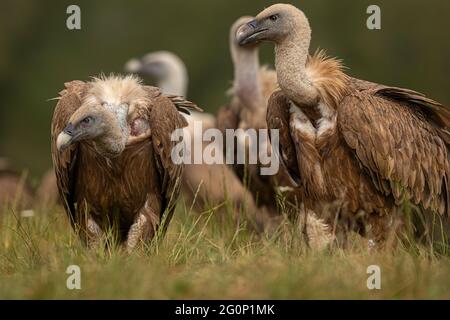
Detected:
left=125, top=210, right=159, bottom=252
left=86, top=218, right=104, bottom=249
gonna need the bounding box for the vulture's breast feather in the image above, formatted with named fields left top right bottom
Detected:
left=74, top=139, right=160, bottom=221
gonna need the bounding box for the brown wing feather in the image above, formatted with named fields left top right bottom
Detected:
left=374, top=86, right=450, bottom=145
left=146, top=93, right=187, bottom=235
left=338, top=88, right=450, bottom=216
left=375, top=87, right=450, bottom=126
left=51, top=81, right=88, bottom=224
left=266, top=90, right=301, bottom=185
left=349, top=77, right=450, bottom=142
left=166, top=94, right=203, bottom=115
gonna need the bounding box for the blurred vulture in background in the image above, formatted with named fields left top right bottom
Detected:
left=0, top=157, right=34, bottom=213
left=125, top=51, right=276, bottom=232
left=216, top=17, right=295, bottom=216
left=51, top=75, right=197, bottom=250
left=237, top=4, right=450, bottom=245
left=125, top=51, right=189, bottom=98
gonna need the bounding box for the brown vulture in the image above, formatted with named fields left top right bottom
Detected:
left=215, top=16, right=333, bottom=245
left=51, top=75, right=198, bottom=251
left=125, top=50, right=279, bottom=233
left=237, top=4, right=450, bottom=245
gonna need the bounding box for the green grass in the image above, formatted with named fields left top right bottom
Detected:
left=1, top=199, right=450, bottom=299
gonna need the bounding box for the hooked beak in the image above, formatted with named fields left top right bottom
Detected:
left=236, top=19, right=268, bottom=46
left=56, top=123, right=79, bottom=151
left=124, top=58, right=142, bottom=74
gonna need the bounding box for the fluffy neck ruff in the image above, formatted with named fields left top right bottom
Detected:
left=305, top=50, right=350, bottom=113
left=87, top=75, right=149, bottom=108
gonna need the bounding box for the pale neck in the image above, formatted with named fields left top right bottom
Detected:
left=96, top=110, right=129, bottom=157
left=233, top=49, right=263, bottom=111
left=157, top=66, right=188, bottom=97
left=274, top=31, right=319, bottom=107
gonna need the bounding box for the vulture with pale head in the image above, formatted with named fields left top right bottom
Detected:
left=125, top=51, right=276, bottom=232
left=216, top=16, right=333, bottom=246
left=237, top=4, right=450, bottom=244
left=52, top=75, right=197, bottom=250
left=216, top=16, right=286, bottom=213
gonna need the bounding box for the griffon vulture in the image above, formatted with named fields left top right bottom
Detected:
left=237, top=4, right=450, bottom=245
left=125, top=51, right=276, bottom=232
left=52, top=75, right=197, bottom=250
left=216, top=16, right=333, bottom=246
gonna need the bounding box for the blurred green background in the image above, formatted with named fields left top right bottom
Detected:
left=0, top=0, right=449, bottom=184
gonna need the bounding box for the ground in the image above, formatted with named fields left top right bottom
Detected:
left=1, top=198, right=450, bottom=299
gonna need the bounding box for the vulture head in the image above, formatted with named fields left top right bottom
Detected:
left=229, top=15, right=269, bottom=112
left=56, top=75, right=150, bottom=157
left=236, top=3, right=310, bottom=46
left=125, top=51, right=188, bottom=96
left=230, top=16, right=256, bottom=60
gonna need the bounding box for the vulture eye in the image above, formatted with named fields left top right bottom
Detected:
left=269, top=14, right=278, bottom=21
left=80, top=116, right=93, bottom=127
